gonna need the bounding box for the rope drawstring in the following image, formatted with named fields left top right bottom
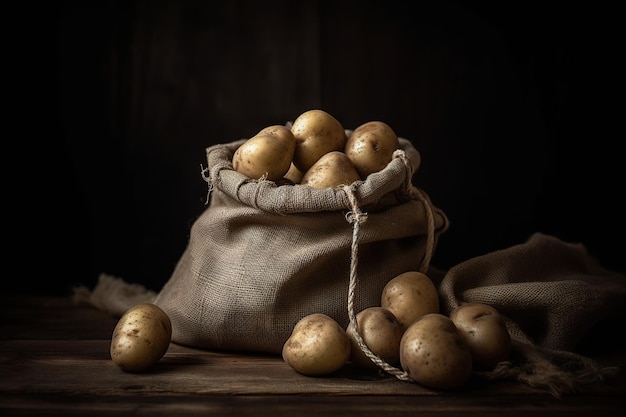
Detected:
left=395, top=149, right=437, bottom=273
left=201, top=164, right=214, bottom=205
left=342, top=184, right=412, bottom=382
left=410, top=187, right=437, bottom=273
left=342, top=160, right=438, bottom=382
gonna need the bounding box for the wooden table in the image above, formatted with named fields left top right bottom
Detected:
left=1, top=296, right=625, bottom=416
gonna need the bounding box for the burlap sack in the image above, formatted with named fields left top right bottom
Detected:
left=152, top=137, right=448, bottom=354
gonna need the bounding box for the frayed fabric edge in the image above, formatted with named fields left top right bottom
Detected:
left=474, top=341, right=620, bottom=398
left=72, top=272, right=157, bottom=317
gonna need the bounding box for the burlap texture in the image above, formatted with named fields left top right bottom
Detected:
left=436, top=233, right=626, bottom=396
left=153, top=137, right=448, bottom=354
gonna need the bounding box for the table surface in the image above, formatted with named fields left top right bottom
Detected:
left=1, top=295, right=625, bottom=416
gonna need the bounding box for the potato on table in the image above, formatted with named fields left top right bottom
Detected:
left=282, top=313, right=351, bottom=376
left=110, top=303, right=172, bottom=373
left=346, top=306, right=404, bottom=370
left=450, top=302, right=512, bottom=370
left=381, top=271, right=440, bottom=330
left=400, top=313, right=473, bottom=390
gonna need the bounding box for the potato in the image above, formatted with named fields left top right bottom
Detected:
left=449, top=302, right=512, bottom=370
left=300, top=151, right=361, bottom=189
left=257, top=124, right=294, bottom=139
left=110, top=303, right=172, bottom=373
left=232, top=124, right=296, bottom=181
left=380, top=271, right=440, bottom=330
left=346, top=307, right=404, bottom=370
left=344, top=121, right=400, bottom=178
left=290, top=109, right=348, bottom=172
left=400, top=313, right=473, bottom=390
left=282, top=313, right=351, bottom=376
left=283, top=162, right=304, bottom=184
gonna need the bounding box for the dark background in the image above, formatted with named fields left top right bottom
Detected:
left=10, top=0, right=623, bottom=295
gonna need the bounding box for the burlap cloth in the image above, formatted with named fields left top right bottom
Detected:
left=433, top=232, right=626, bottom=396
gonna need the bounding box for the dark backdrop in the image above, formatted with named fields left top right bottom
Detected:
left=10, top=0, right=623, bottom=295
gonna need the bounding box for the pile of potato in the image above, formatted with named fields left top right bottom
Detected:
left=282, top=271, right=512, bottom=390
left=232, top=109, right=401, bottom=187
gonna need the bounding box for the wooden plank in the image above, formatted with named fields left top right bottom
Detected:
left=2, top=338, right=624, bottom=397
left=2, top=296, right=626, bottom=416
left=2, top=393, right=626, bottom=417
left=0, top=339, right=529, bottom=396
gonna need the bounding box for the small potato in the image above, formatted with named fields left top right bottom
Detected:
left=300, top=151, right=361, bottom=189
left=400, top=313, right=473, bottom=390
left=450, top=302, right=512, bottom=370
left=381, top=271, right=440, bottom=330
left=346, top=307, right=404, bottom=370
left=232, top=125, right=297, bottom=181
left=110, top=303, right=172, bottom=373
left=344, top=121, right=400, bottom=178
left=291, top=109, right=348, bottom=172
left=282, top=313, right=351, bottom=376
left=283, top=162, right=304, bottom=184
